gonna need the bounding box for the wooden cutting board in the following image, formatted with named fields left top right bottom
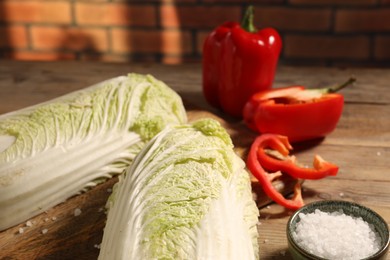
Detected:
left=0, top=107, right=296, bottom=260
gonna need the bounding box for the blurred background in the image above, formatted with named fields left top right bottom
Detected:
left=0, top=0, right=389, bottom=67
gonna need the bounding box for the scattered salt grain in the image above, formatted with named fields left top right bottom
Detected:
left=252, top=192, right=258, bottom=201
left=44, top=217, right=50, bottom=222
left=74, top=208, right=82, bottom=216
left=293, top=209, right=382, bottom=260
left=51, top=216, right=57, bottom=221
left=26, top=221, right=33, bottom=227
left=94, top=244, right=101, bottom=249
left=41, top=229, right=48, bottom=234
left=18, top=227, right=24, bottom=234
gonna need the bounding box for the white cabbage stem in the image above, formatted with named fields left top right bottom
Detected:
left=0, top=135, right=15, bottom=153
left=0, top=131, right=141, bottom=231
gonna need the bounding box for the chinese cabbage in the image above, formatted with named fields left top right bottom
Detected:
left=99, top=119, right=259, bottom=260
left=0, top=73, right=187, bottom=231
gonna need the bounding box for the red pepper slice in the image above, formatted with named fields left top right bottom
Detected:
left=256, top=134, right=339, bottom=180
left=243, top=78, right=356, bottom=142
left=247, top=134, right=339, bottom=210
left=247, top=134, right=304, bottom=210
left=202, top=6, right=282, bottom=118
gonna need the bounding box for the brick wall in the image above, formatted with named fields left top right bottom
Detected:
left=0, top=0, right=389, bottom=67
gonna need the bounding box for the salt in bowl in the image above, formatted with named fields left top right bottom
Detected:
left=287, top=200, right=390, bottom=260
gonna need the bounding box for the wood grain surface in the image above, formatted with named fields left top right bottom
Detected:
left=0, top=61, right=389, bottom=260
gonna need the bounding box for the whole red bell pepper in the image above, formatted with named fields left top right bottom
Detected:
left=202, top=6, right=282, bottom=118
left=243, top=78, right=356, bottom=142
left=246, top=134, right=339, bottom=210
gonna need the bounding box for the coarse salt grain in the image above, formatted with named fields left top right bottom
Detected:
left=18, top=227, right=24, bottom=234
left=293, top=209, right=382, bottom=260
left=74, top=208, right=82, bottom=216
left=252, top=192, right=258, bottom=201
left=41, top=229, right=48, bottom=234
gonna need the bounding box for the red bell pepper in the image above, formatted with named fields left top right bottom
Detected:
left=246, top=134, right=339, bottom=210
left=202, top=6, right=282, bottom=118
left=243, top=78, right=356, bottom=142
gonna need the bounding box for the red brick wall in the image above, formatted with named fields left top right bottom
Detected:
left=0, top=0, right=389, bottom=66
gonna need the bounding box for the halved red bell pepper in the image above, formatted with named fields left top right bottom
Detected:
left=243, top=78, right=356, bottom=142
left=202, top=6, right=282, bottom=118
left=246, top=134, right=339, bottom=210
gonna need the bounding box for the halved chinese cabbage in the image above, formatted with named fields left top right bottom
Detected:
left=0, top=74, right=187, bottom=231
left=99, top=119, right=259, bottom=260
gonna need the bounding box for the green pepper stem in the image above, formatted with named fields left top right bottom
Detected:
left=327, top=77, right=356, bottom=93
left=241, top=5, right=257, bottom=33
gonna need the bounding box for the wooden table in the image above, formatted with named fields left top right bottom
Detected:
left=0, top=60, right=389, bottom=259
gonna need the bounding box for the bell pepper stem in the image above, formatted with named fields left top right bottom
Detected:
left=241, top=5, right=257, bottom=33
left=327, top=77, right=356, bottom=93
